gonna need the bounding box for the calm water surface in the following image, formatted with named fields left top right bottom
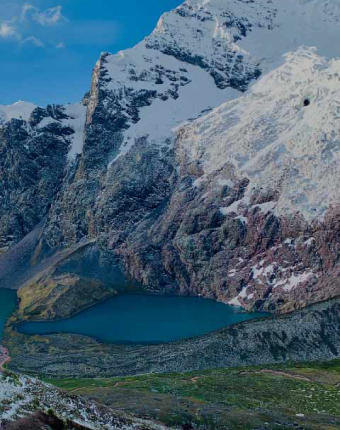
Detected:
left=0, top=289, right=17, bottom=341
left=18, top=295, right=267, bottom=344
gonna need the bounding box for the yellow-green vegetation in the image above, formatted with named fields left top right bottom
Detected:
left=16, top=274, right=117, bottom=322
left=45, top=361, right=340, bottom=430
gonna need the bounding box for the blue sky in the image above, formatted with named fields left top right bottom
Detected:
left=0, top=0, right=182, bottom=106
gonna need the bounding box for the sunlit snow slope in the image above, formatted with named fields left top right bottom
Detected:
left=179, top=47, right=340, bottom=221
left=94, top=0, right=340, bottom=166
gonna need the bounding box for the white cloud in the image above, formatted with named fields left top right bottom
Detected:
left=22, top=4, right=67, bottom=27
left=0, top=22, right=20, bottom=39
left=56, top=41, right=65, bottom=49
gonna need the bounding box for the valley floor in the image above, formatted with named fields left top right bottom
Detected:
left=45, top=360, right=340, bottom=430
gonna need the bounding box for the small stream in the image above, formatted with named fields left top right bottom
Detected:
left=0, top=289, right=17, bottom=341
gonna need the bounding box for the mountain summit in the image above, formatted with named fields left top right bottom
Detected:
left=1, top=0, right=340, bottom=317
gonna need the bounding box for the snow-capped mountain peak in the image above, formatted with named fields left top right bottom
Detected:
left=0, top=101, right=37, bottom=125
left=3, top=0, right=340, bottom=317
left=84, top=0, right=340, bottom=171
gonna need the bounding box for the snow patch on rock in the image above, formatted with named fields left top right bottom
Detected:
left=274, top=271, right=315, bottom=292
left=63, top=103, right=87, bottom=159
left=228, top=286, right=252, bottom=306
left=0, top=101, right=37, bottom=126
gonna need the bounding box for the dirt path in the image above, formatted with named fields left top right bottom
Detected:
left=0, top=345, right=11, bottom=369
left=240, top=369, right=312, bottom=382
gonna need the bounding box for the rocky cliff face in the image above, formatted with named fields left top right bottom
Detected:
left=1, top=0, right=340, bottom=313
left=0, top=102, right=86, bottom=255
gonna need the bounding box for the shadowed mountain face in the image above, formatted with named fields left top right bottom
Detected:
left=3, top=411, right=70, bottom=430
left=1, top=0, right=340, bottom=318
left=3, top=411, right=109, bottom=430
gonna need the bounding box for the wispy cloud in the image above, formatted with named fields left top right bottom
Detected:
left=0, top=3, right=67, bottom=48
left=0, top=3, right=121, bottom=51
left=21, top=4, right=67, bottom=27
left=22, top=35, right=44, bottom=47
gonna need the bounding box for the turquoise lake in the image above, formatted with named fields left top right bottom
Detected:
left=18, top=295, right=267, bottom=344
left=0, top=289, right=17, bottom=341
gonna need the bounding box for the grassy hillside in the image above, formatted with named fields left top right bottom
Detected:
left=44, top=360, right=340, bottom=430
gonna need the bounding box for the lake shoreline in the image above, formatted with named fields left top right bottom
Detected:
left=16, top=294, right=268, bottom=345
left=5, top=295, right=340, bottom=379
